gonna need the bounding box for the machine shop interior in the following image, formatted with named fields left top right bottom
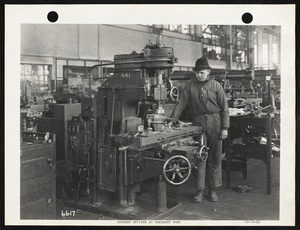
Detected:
left=20, top=24, right=281, bottom=221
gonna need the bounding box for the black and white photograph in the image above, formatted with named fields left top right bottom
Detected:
left=4, top=4, right=295, bottom=226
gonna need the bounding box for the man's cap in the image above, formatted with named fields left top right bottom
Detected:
left=193, top=56, right=211, bottom=71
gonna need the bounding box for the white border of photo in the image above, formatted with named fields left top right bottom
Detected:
left=5, top=4, right=295, bottom=226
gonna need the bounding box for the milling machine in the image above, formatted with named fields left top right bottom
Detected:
left=63, top=36, right=208, bottom=217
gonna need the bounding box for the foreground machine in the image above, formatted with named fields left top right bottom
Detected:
left=63, top=36, right=208, bottom=217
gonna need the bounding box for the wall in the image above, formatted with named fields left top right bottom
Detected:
left=98, top=25, right=156, bottom=61
left=100, top=25, right=204, bottom=67
left=21, top=24, right=206, bottom=68
left=21, top=24, right=80, bottom=58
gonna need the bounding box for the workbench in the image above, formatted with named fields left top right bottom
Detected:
left=225, top=114, right=280, bottom=194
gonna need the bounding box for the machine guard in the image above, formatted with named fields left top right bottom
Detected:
left=97, top=146, right=117, bottom=192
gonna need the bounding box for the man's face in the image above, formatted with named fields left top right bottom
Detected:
left=194, top=69, right=210, bottom=82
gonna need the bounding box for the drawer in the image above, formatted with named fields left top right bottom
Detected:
left=20, top=141, right=56, bottom=219
left=21, top=183, right=55, bottom=219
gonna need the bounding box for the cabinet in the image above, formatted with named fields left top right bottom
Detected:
left=20, top=136, right=56, bottom=219
left=226, top=115, right=280, bottom=194
left=37, top=103, right=81, bottom=161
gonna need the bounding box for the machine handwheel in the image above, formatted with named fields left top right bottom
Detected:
left=170, top=87, right=179, bottom=101
left=163, top=155, right=191, bottom=185
left=196, top=146, right=208, bottom=162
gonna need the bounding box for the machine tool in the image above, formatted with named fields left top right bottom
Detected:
left=63, top=36, right=208, bottom=217
left=218, top=69, right=279, bottom=112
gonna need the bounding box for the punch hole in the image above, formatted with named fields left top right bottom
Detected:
left=242, top=12, right=253, bottom=24
left=47, top=11, right=59, bottom=23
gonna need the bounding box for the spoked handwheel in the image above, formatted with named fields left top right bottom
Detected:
left=196, top=145, right=208, bottom=162
left=169, top=87, right=179, bottom=101
left=163, top=155, right=192, bottom=185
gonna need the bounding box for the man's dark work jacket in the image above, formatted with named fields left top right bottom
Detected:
left=171, top=76, right=230, bottom=131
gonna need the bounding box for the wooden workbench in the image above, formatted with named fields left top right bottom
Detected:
left=225, top=114, right=280, bottom=194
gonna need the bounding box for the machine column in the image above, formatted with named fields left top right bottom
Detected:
left=92, top=117, right=97, bottom=203
left=156, top=175, right=167, bottom=213
left=257, top=30, right=263, bottom=68
left=225, top=25, right=233, bottom=70
left=118, top=146, right=129, bottom=206
left=268, top=33, right=274, bottom=69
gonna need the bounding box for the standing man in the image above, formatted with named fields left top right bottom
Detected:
left=171, top=56, right=229, bottom=202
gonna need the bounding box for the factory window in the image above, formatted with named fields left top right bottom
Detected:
left=262, top=43, right=269, bottom=69
left=202, top=25, right=226, bottom=61
left=56, top=59, right=112, bottom=97
left=168, top=24, right=189, bottom=34
left=20, top=64, right=52, bottom=105
left=231, top=26, right=249, bottom=63
left=181, top=25, right=190, bottom=34
left=169, top=24, right=179, bottom=32
left=272, top=41, right=278, bottom=65
left=253, top=44, right=258, bottom=68
left=252, top=27, right=280, bottom=70
left=150, top=24, right=194, bottom=35
left=169, top=24, right=190, bottom=34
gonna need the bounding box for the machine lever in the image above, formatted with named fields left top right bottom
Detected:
left=119, top=146, right=130, bottom=151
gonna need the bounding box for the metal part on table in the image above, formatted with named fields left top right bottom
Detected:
left=146, top=113, right=167, bottom=131
left=115, top=126, right=203, bottom=150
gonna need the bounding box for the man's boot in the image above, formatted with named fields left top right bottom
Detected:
left=193, top=190, right=204, bottom=203
left=208, top=188, right=218, bottom=202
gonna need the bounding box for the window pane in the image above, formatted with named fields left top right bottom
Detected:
left=20, top=64, right=52, bottom=105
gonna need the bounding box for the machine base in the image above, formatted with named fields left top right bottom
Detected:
left=63, top=193, right=182, bottom=220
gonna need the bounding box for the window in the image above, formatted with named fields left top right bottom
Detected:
left=202, top=25, right=226, bottom=61
left=253, top=44, right=258, bottom=68
left=272, top=42, right=278, bottom=65
left=20, top=64, right=52, bottom=105
left=56, top=59, right=113, bottom=97
left=232, top=26, right=249, bottom=63
left=169, top=24, right=181, bottom=33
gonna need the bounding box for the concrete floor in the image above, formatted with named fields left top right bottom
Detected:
left=56, top=157, right=280, bottom=221
left=165, top=157, right=280, bottom=220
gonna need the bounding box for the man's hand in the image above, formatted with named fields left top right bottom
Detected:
left=166, top=121, right=173, bottom=128
left=220, top=129, right=228, bottom=139
left=166, top=120, right=179, bottom=128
